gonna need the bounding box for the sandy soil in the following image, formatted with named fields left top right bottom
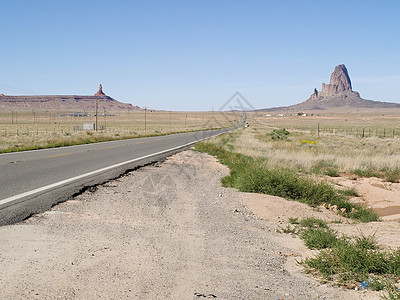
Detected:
left=0, top=150, right=394, bottom=299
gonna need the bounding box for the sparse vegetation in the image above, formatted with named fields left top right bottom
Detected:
left=195, top=142, right=379, bottom=222
left=218, top=114, right=400, bottom=183
left=303, top=236, right=400, bottom=290
left=279, top=217, right=400, bottom=293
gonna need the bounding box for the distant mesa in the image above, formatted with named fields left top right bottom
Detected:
left=260, top=64, right=400, bottom=112
left=0, top=84, right=141, bottom=111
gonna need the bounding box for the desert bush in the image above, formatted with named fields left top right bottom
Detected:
left=269, top=128, right=290, bottom=140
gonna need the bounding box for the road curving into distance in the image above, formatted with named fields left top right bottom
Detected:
left=0, top=115, right=245, bottom=226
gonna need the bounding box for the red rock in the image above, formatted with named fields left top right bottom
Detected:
left=94, top=84, right=106, bottom=96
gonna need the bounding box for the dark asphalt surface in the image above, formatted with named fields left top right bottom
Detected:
left=0, top=128, right=233, bottom=201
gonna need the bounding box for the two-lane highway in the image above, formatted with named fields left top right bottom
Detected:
left=0, top=120, right=244, bottom=225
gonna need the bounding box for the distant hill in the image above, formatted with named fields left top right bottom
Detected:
left=0, top=84, right=140, bottom=111
left=259, top=64, right=400, bottom=112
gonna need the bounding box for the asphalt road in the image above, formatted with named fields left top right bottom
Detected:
left=0, top=119, right=244, bottom=225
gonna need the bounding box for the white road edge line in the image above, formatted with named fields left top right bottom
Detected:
left=0, top=130, right=228, bottom=207
left=0, top=129, right=220, bottom=157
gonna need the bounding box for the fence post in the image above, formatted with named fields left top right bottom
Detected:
left=317, top=122, right=320, bottom=137
left=362, top=128, right=365, bottom=138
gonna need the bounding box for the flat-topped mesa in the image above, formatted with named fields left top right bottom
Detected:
left=0, top=85, right=141, bottom=111
left=94, top=84, right=106, bottom=96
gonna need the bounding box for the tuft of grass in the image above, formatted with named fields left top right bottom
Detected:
left=299, top=217, right=329, bottom=229
left=311, top=160, right=339, bottom=177
left=382, top=283, right=400, bottom=299
left=383, top=168, right=400, bottom=183
left=279, top=224, right=299, bottom=234
left=280, top=218, right=396, bottom=291
left=352, top=168, right=381, bottom=178
left=195, top=142, right=379, bottom=222
left=338, top=188, right=359, bottom=197
left=303, top=234, right=400, bottom=287
left=301, top=228, right=338, bottom=250
left=331, top=219, right=343, bottom=224
left=353, top=232, right=378, bottom=250
left=352, top=167, right=400, bottom=183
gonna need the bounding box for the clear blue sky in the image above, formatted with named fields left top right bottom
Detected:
left=1, top=0, right=399, bottom=111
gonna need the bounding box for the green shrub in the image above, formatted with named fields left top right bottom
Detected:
left=269, top=128, right=290, bottom=140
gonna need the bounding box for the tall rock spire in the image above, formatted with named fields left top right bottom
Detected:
left=94, top=84, right=106, bottom=96
left=321, top=64, right=352, bottom=97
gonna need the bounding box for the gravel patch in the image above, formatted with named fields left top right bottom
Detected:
left=0, top=150, right=374, bottom=299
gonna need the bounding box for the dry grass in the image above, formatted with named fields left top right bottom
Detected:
left=0, top=110, right=240, bottom=152
left=208, top=113, right=400, bottom=180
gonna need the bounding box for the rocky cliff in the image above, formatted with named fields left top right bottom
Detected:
left=307, top=64, right=360, bottom=103
left=288, top=64, right=400, bottom=110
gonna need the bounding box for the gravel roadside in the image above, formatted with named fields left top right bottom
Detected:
left=0, top=150, right=372, bottom=299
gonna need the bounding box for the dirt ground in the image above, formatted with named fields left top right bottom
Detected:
left=0, top=150, right=395, bottom=299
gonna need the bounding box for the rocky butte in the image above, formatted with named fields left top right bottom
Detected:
left=0, top=85, right=140, bottom=111
left=261, top=64, right=400, bottom=111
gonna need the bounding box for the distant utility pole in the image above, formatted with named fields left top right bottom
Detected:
left=144, top=107, right=147, bottom=130
left=95, top=98, right=99, bottom=131
left=170, top=111, right=172, bottom=130
left=104, top=108, right=106, bottom=130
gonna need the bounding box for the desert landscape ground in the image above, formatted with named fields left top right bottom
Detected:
left=2, top=0, right=400, bottom=298
left=0, top=110, right=239, bottom=153
left=2, top=65, right=400, bottom=299
left=2, top=108, right=400, bottom=298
